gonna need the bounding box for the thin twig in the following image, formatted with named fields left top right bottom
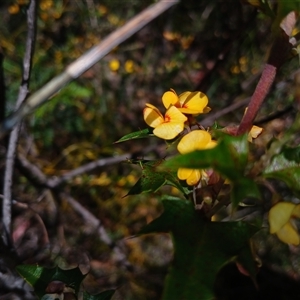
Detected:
left=16, top=152, right=131, bottom=188
left=0, top=0, right=179, bottom=138
left=85, top=0, right=98, bottom=29
left=0, top=47, right=5, bottom=124
left=2, top=0, right=37, bottom=246
left=200, top=97, right=250, bottom=127
left=59, top=192, right=131, bottom=268
left=16, top=153, right=50, bottom=187
left=48, top=153, right=130, bottom=187
left=60, top=192, right=112, bottom=246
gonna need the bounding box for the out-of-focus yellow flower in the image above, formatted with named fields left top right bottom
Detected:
left=163, top=31, right=181, bottom=41
left=54, top=50, right=63, bottom=65
left=177, top=130, right=217, bottom=185
left=98, top=5, right=108, bottom=15
left=40, top=0, right=53, bottom=10
left=143, top=103, right=187, bottom=140
left=125, top=60, right=134, bottom=73
left=109, top=59, right=120, bottom=72
left=162, top=89, right=211, bottom=115
left=17, top=0, right=29, bottom=4
left=108, top=14, right=120, bottom=26
left=90, top=173, right=111, bottom=186
left=180, top=36, right=194, bottom=50
left=269, top=202, right=300, bottom=245
left=8, top=4, right=20, bottom=14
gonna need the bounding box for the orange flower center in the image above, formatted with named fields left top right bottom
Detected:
left=165, top=114, right=171, bottom=122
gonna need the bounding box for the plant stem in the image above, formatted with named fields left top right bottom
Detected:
left=237, top=64, right=277, bottom=135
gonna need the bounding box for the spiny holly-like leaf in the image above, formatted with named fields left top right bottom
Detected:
left=163, top=134, right=260, bottom=207
left=125, top=159, right=189, bottom=197
left=114, top=128, right=153, bottom=143
left=83, top=289, right=116, bottom=300
left=264, top=147, right=300, bottom=195
left=139, top=199, right=259, bottom=300
left=16, top=265, right=85, bottom=298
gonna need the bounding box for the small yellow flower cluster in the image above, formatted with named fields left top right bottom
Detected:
left=143, top=89, right=212, bottom=186
left=269, top=202, right=300, bottom=245
left=109, top=59, right=136, bottom=73
left=143, top=89, right=262, bottom=186
left=143, top=89, right=210, bottom=140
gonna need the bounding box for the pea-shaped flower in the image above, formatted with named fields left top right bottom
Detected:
left=143, top=103, right=187, bottom=140
left=177, top=130, right=217, bottom=186
left=269, top=202, right=300, bottom=245
left=162, top=89, right=211, bottom=115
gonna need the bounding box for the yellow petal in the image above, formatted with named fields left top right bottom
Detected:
left=206, top=140, right=218, bottom=149
left=248, top=125, right=263, bottom=142
left=269, top=202, right=295, bottom=234
left=276, top=222, right=300, bottom=245
left=166, top=105, right=188, bottom=124
left=292, top=204, right=300, bottom=218
left=162, top=89, right=180, bottom=109
left=186, top=169, right=201, bottom=186
left=178, top=91, right=191, bottom=104
left=177, top=130, right=212, bottom=154
left=179, top=91, right=209, bottom=114
left=153, top=122, right=185, bottom=140
left=177, top=168, right=193, bottom=180
left=143, top=104, right=164, bottom=128
left=203, top=106, right=211, bottom=113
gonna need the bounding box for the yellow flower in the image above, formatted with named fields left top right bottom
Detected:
left=269, top=202, right=300, bottom=245
left=143, top=103, right=187, bottom=140
left=162, top=88, right=211, bottom=115
left=177, top=130, right=217, bottom=185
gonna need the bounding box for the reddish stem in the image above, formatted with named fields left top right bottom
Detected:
left=237, top=64, right=277, bottom=135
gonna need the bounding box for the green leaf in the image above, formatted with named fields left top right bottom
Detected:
left=257, top=0, right=275, bottom=18
left=231, top=177, right=260, bottom=208
left=83, top=289, right=116, bottom=300
left=139, top=199, right=259, bottom=299
left=236, top=246, right=258, bottom=285
left=16, top=265, right=85, bottom=298
left=163, top=134, right=260, bottom=207
left=264, top=147, right=300, bottom=195
left=125, top=159, right=189, bottom=197
left=282, top=145, right=300, bottom=163
left=114, top=128, right=153, bottom=143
